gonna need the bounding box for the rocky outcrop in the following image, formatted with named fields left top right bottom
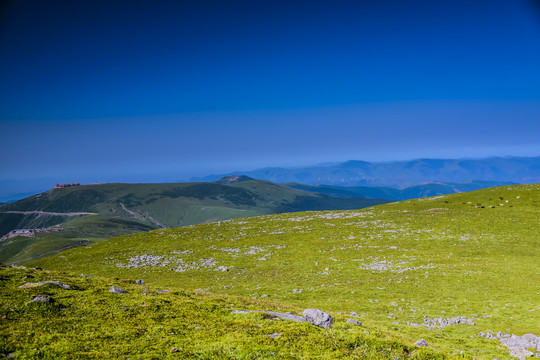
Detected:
left=19, top=280, right=70, bottom=289
left=480, top=331, right=540, bottom=359
left=31, top=295, right=54, bottom=303
left=407, top=316, right=474, bottom=329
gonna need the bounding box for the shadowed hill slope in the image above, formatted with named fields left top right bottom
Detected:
left=0, top=179, right=388, bottom=264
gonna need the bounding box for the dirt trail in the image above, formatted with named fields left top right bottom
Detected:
left=120, top=203, right=166, bottom=229
left=0, top=211, right=97, bottom=216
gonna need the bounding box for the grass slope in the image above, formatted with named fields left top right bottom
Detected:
left=32, top=184, right=540, bottom=359
left=0, top=265, right=445, bottom=359
left=0, top=180, right=387, bottom=264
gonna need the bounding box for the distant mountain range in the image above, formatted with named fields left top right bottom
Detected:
left=193, top=156, right=540, bottom=188
left=284, top=179, right=517, bottom=201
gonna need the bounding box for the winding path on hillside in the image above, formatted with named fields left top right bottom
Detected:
left=119, top=203, right=166, bottom=229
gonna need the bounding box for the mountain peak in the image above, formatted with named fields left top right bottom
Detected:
left=213, top=175, right=255, bottom=184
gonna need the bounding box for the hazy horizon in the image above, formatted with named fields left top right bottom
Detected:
left=1, top=0, right=539, bottom=198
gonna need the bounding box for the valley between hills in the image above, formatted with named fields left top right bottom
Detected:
left=0, top=182, right=539, bottom=359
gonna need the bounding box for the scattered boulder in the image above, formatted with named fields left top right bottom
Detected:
left=22, top=275, right=34, bottom=279
left=350, top=311, right=359, bottom=317
left=109, top=286, right=129, bottom=294
left=31, top=295, right=54, bottom=303
left=261, top=294, right=270, bottom=298
left=135, top=279, right=145, bottom=285
left=170, top=347, right=178, bottom=353
left=214, top=266, right=229, bottom=272
left=267, top=333, right=281, bottom=338
left=347, top=319, right=362, bottom=325
left=414, top=339, right=429, bottom=347
left=302, top=308, right=333, bottom=329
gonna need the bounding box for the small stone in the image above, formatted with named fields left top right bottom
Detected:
left=109, top=286, right=129, bottom=294
left=347, top=319, right=362, bottom=325
left=414, top=339, right=429, bottom=347
left=23, top=275, right=34, bottom=279
left=170, top=347, right=178, bottom=353
left=214, top=266, right=228, bottom=272
left=34, top=267, right=42, bottom=270
left=350, top=311, right=359, bottom=317
left=268, top=333, right=281, bottom=338
left=135, top=279, right=145, bottom=285
left=31, top=295, right=54, bottom=303
left=261, top=294, right=270, bottom=298
left=302, top=308, right=333, bottom=328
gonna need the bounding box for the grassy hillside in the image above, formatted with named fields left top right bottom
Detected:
left=0, top=265, right=446, bottom=359
left=32, top=184, right=540, bottom=359
left=0, top=180, right=388, bottom=264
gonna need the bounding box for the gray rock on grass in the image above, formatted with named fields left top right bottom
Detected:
left=231, top=308, right=333, bottom=328
left=499, top=333, right=540, bottom=359
left=31, top=295, right=54, bottom=303
left=109, top=286, right=129, bottom=294
left=19, top=280, right=70, bottom=289
left=302, top=308, right=333, bottom=328
left=265, top=311, right=306, bottom=322
left=347, top=319, right=362, bottom=325
left=135, top=279, right=145, bottom=285
left=414, top=339, right=429, bottom=347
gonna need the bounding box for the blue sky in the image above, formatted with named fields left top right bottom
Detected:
left=1, top=0, right=540, bottom=196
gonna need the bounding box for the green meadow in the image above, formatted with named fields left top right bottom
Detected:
left=0, top=265, right=443, bottom=359
left=2, top=184, right=539, bottom=358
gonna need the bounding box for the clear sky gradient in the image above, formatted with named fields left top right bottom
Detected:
left=1, top=0, right=540, bottom=191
